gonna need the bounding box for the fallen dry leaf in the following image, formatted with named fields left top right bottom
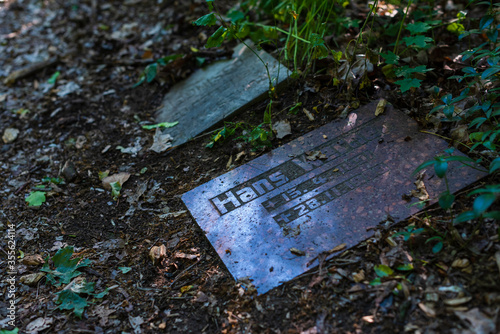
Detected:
left=149, top=244, right=167, bottom=266
left=305, top=150, right=327, bottom=161
left=454, top=308, right=497, bottom=334
left=194, top=291, right=209, bottom=303
left=26, top=317, right=54, bottom=333
left=303, top=108, right=315, bottom=121
left=21, top=254, right=45, bottom=266
left=443, top=296, right=472, bottom=306
left=329, top=243, right=347, bottom=253
left=290, top=247, right=305, bottom=256
left=20, top=272, right=45, bottom=286
left=362, top=315, right=374, bottom=323
left=102, top=172, right=131, bottom=190
left=273, top=120, right=292, bottom=139
left=352, top=270, right=365, bottom=283
left=235, top=151, right=246, bottom=162
left=418, top=302, right=436, bottom=317
left=2, top=128, right=19, bottom=143
left=452, top=258, right=470, bottom=268
left=410, top=172, right=429, bottom=201
left=149, top=128, right=173, bottom=153
left=375, top=98, right=387, bottom=116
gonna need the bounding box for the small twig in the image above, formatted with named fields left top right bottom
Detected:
left=169, top=259, right=201, bottom=288
left=14, top=181, right=31, bottom=195
left=4, top=57, right=59, bottom=85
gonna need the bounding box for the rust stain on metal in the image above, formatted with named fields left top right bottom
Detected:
left=182, top=101, right=485, bottom=294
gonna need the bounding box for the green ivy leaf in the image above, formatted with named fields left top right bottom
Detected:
left=55, top=289, right=89, bottom=318
left=206, top=26, right=227, bottom=48
left=403, top=35, right=433, bottom=48
left=145, top=63, right=158, bottom=83
left=395, top=78, right=421, bottom=92
left=473, top=193, right=496, bottom=216
left=119, top=266, right=132, bottom=274
left=479, top=15, right=494, bottom=30
left=413, top=159, right=436, bottom=175
left=193, top=13, right=217, bottom=27
left=380, top=51, right=399, bottom=65
left=374, top=264, right=394, bottom=278
left=434, top=160, right=448, bottom=178
left=432, top=241, right=443, bottom=253
left=227, top=9, right=245, bottom=23
left=438, top=191, right=455, bottom=209
left=110, top=181, right=122, bottom=200
left=26, top=191, right=46, bottom=207
left=396, top=263, right=414, bottom=271
left=48, top=71, right=61, bottom=84
left=395, top=65, right=432, bottom=78
left=483, top=211, right=500, bottom=220
left=454, top=210, right=477, bottom=225
left=406, top=22, right=432, bottom=34
left=489, top=157, right=500, bottom=173
left=469, top=185, right=500, bottom=195
left=481, top=66, right=500, bottom=80
left=0, top=328, right=19, bottom=334
left=41, top=246, right=91, bottom=285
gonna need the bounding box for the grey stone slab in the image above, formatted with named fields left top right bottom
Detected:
left=155, top=42, right=289, bottom=147
left=182, top=102, right=486, bottom=294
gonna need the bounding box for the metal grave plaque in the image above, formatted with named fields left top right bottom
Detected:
left=156, top=42, right=289, bottom=147
left=182, top=102, right=485, bottom=294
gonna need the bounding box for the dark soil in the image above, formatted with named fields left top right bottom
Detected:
left=1, top=0, right=499, bottom=333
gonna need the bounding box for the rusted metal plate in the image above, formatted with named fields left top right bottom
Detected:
left=155, top=41, right=289, bottom=147
left=182, top=102, right=485, bottom=294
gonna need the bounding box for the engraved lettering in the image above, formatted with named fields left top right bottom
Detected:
left=211, top=191, right=241, bottom=214
left=275, top=212, right=292, bottom=227
left=268, top=171, right=289, bottom=188
left=236, top=187, right=258, bottom=203
left=295, top=204, right=309, bottom=216
left=252, top=179, right=275, bottom=195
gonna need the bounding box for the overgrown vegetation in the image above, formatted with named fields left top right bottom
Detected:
left=189, top=0, right=500, bottom=245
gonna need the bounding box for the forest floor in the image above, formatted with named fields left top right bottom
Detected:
left=0, top=0, right=499, bottom=333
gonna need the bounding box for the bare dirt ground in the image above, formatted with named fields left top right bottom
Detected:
left=0, top=0, right=499, bottom=333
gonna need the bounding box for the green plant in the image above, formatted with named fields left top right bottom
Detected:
left=25, top=191, right=46, bottom=207
left=41, top=246, right=110, bottom=318
left=0, top=329, right=19, bottom=334
left=42, top=246, right=92, bottom=285
left=206, top=121, right=272, bottom=149
left=378, top=0, right=442, bottom=93
left=238, top=123, right=273, bottom=149
left=133, top=54, right=183, bottom=87
left=206, top=122, right=243, bottom=148
left=393, top=225, right=444, bottom=254
left=421, top=7, right=500, bottom=225
left=369, top=263, right=413, bottom=286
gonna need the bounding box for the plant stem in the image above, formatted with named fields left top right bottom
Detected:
left=394, top=0, right=413, bottom=55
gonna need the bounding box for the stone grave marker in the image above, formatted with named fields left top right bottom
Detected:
left=182, top=102, right=485, bottom=294
left=156, top=42, right=289, bottom=147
